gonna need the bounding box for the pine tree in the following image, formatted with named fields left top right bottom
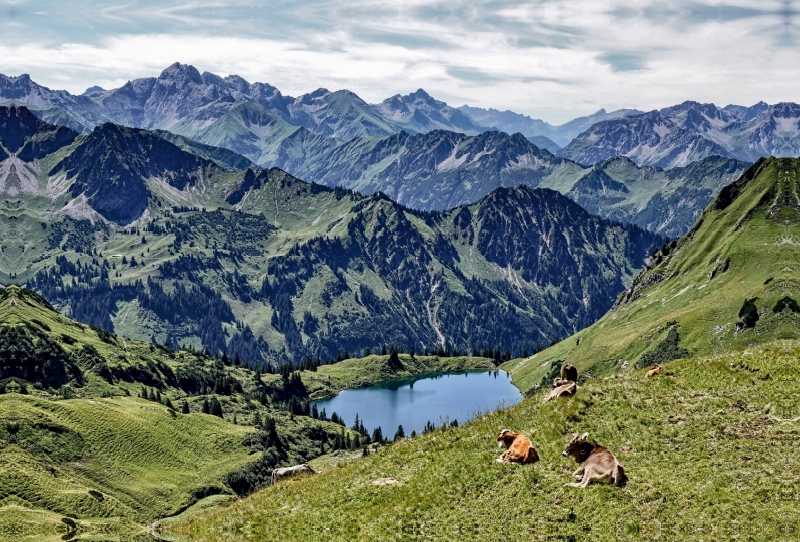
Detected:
left=210, top=397, right=223, bottom=418
left=371, top=426, right=384, bottom=443
left=164, top=398, right=174, bottom=410
left=202, top=397, right=210, bottom=414
left=394, top=425, right=405, bottom=441
left=181, top=401, right=190, bottom=414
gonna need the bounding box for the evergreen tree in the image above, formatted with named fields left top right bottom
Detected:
left=371, top=426, right=384, bottom=443
left=388, top=350, right=403, bottom=371
left=181, top=401, right=190, bottom=414
left=202, top=397, right=210, bottom=414
left=210, top=397, right=223, bottom=418
left=394, top=425, right=405, bottom=441
left=164, top=397, right=174, bottom=410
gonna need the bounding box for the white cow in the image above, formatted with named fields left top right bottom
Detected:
left=271, top=463, right=316, bottom=484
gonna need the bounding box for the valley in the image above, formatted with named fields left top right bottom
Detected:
left=163, top=155, right=800, bottom=542
left=0, top=60, right=797, bottom=542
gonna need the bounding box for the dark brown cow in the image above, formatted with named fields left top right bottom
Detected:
left=561, top=364, right=578, bottom=383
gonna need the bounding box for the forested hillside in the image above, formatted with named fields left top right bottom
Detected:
left=0, top=106, right=664, bottom=369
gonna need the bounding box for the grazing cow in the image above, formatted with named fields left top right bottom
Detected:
left=646, top=364, right=662, bottom=378
left=271, top=463, right=316, bottom=484
left=562, top=433, right=626, bottom=488
left=496, top=429, right=539, bottom=464
left=561, top=364, right=578, bottom=383
left=546, top=381, right=577, bottom=402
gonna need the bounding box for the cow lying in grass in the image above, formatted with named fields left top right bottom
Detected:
left=546, top=381, right=577, bottom=402
left=646, top=364, right=662, bottom=377
left=562, top=433, right=626, bottom=488
left=496, top=429, right=539, bottom=464
left=272, top=463, right=316, bottom=484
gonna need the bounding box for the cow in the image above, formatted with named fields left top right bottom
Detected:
left=562, top=432, right=626, bottom=488
left=496, top=429, right=539, bottom=464
left=546, top=381, right=577, bottom=402
left=271, top=463, right=316, bottom=484
left=561, top=364, right=578, bottom=383
left=646, top=364, right=662, bottom=378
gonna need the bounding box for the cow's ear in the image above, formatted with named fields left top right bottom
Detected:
left=579, top=432, right=589, bottom=442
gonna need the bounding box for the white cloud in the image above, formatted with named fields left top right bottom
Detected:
left=0, top=0, right=797, bottom=123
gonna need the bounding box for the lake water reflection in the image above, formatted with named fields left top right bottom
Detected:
left=312, top=370, right=522, bottom=437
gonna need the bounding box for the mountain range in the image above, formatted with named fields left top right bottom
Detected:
left=559, top=100, right=800, bottom=168
left=0, top=105, right=663, bottom=366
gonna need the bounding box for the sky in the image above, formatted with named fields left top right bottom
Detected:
left=0, top=0, right=798, bottom=124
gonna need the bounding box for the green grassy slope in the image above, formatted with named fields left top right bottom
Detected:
left=506, top=156, right=800, bottom=393
left=169, top=339, right=799, bottom=541
left=0, top=285, right=496, bottom=540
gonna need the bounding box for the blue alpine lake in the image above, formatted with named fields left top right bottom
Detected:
left=312, top=370, right=523, bottom=437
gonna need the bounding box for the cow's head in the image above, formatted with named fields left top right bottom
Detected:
left=497, top=429, right=518, bottom=448
left=563, top=432, right=594, bottom=462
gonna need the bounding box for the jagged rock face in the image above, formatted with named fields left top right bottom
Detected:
left=269, top=129, right=571, bottom=211
left=375, top=89, right=487, bottom=135
left=52, top=123, right=218, bottom=224
left=559, top=110, right=732, bottom=168
left=562, top=155, right=751, bottom=238
left=0, top=106, right=78, bottom=159
left=559, top=101, right=800, bottom=168
left=471, top=186, right=655, bottom=329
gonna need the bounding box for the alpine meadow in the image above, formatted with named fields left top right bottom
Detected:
left=1, top=3, right=800, bottom=540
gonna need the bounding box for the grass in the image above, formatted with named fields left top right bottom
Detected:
left=168, top=339, right=799, bottom=541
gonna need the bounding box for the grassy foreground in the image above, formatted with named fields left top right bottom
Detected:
left=167, top=340, right=799, bottom=541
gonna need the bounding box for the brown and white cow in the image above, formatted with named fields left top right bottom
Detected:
left=271, top=463, right=316, bottom=484
left=546, top=381, right=577, bottom=402
left=496, top=429, right=539, bottom=464
left=646, top=364, right=662, bottom=377
left=562, top=433, right=626, bottom=488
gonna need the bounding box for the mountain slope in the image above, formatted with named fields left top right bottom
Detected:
left=508, top=156, right=800, bottom=391
left=51, top=123, right=224, bottom=223
left=0, top=284, right=384, bottom=538
left=559, top=155, right=751, bottom=237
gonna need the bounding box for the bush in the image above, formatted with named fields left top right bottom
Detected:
left=738, top=298, right=759, bottom=329
left=636, top=325, right=689, bottom=369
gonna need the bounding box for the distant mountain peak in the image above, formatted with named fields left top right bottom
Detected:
left=83, top=85, right=105, bottom=95
left=160, top=62, right=204, bottom=84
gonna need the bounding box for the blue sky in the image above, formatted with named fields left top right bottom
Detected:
left=1, top=0, right=797, bottom=123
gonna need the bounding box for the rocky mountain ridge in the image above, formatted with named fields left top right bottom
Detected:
left=559, top=100, right=800, bottom=168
